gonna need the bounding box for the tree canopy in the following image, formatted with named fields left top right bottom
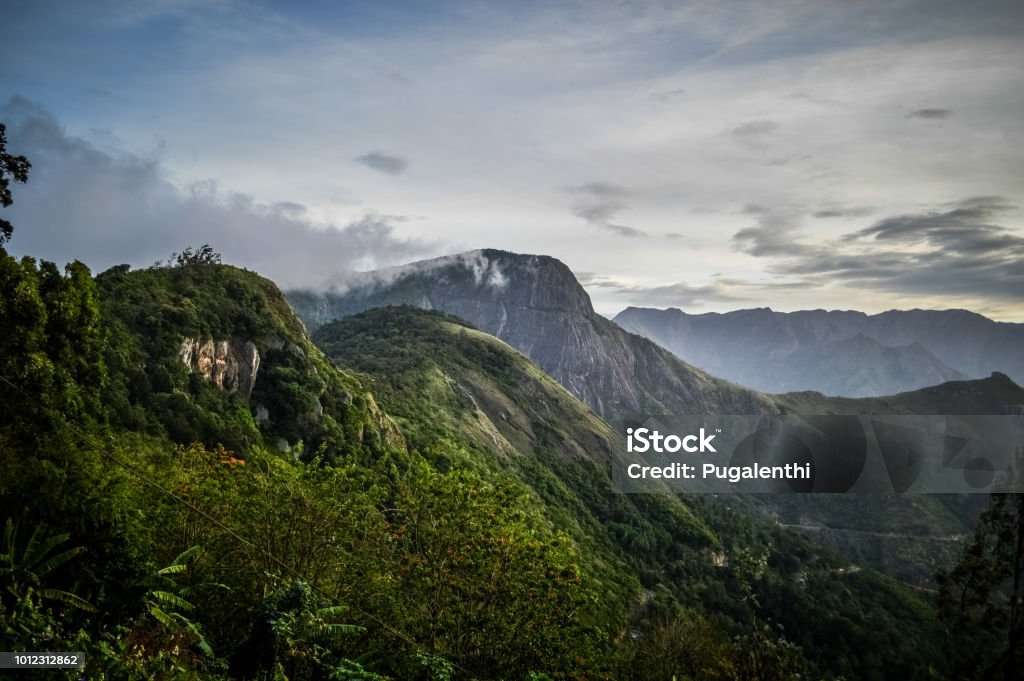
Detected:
left=0, top=123, right=32, bottom=245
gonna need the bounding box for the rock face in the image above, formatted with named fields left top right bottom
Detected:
left=287, top=249, right=774, bottom=418
left=614, top=306, right=1023, bottom=397
left=179, top=337, right=261, bottom=400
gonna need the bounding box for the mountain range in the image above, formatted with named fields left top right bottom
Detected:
left=288, top=249, right=773, bottom=419
left=614, top=306, right=1024, bottom=397
left=287, top=248, right=1024, bottom=584
left=6, top=245, right=1023, bottom=679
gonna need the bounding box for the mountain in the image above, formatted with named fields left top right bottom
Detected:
left=312, top=305, right=956, bottom=679
left=613, top=306, right=1023, bottom=396
left=2, top=254, right=962, bottom=679
left=95, top=262, right=404, bottom=461
left=288, top=250, right=1024, bottom=585
left=287, top=249, right=774, bottom=419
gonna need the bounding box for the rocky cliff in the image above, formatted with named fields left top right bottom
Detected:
left=287, top=249, right=774, bottom=418
left=97, top=262, right=405, bottom=460
left=179, top=337, right=260, bottom=400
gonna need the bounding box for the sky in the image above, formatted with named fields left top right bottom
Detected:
left=2, top=0, right=1023, bottom=320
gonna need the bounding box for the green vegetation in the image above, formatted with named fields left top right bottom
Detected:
left=314, top=306, right=955, bottom=680
left=0, top=256, right=605, bottom=679
left=0, top=250, right=1006, bottom=679
left=936, top=460, right=1024, bottom=680
left=0, top=122, right=31, bottom=243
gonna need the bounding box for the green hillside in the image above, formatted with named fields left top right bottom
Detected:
left=313, top=305, right=953, bottom=680
left=2, top=257, right=607, bottom=679
left=1, top=254, right=1006, bottom=680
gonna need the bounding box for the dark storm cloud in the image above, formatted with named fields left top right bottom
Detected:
left=354, top=151, right=408, bottom=175
left=733, top=196, right=1024, bottom=301
left=567, top=181, right=648, bottom=238
left=907, top=108, right=952, bottom=120
left=1, top=97, right=433, bottom=288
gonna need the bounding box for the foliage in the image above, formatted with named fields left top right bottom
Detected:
left=232, top=580, right=361, bottom=680
left=169, top=244, right=223, bottom=267
left=95, top=262, right=394, bottom=461
left=936, top=455, right=1024, bottom=680
left=0, top=518, right=94, bottom=654
left=0, top=256, right=973, bottom=680
left=0, top=122, right=31, bottom=243
left=315, top=305, right=955, bottom=679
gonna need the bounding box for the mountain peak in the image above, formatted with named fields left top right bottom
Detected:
left=291, top=249, right=596, bottom=332
left=286, top=251, right=773, bottom=418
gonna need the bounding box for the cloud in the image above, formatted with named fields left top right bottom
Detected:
left=812, top=205, right=875, bottom=219
left=567, top=181, right=648, bottom=238
left=732, top=204, right=813, bottom=257
left=605, top=223, right=647, bottom=238
left=907, top=108, right=952, bottom=120
left=7, top=1, right=1024, bottom=318
left=846, top=196, right=1016, bottom=246
left=576, top=271, right=808, bottom=309
left=733, top=120, right=778, bottom=137
left=734, top=196, right=1024, bottom=302
left=568, top=181, right=629, bottom=198
left=649, top=87, right=686, bottom=102
left=731, top=119, right=779, bottom=148
left=1, top=97, right=435, bottom=288
left=355, top=151, right=408, bottom=175
left=592, top=279, right=749, bottom=307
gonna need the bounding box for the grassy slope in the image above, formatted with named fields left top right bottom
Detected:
left=314, top=305, right=951, bottom=679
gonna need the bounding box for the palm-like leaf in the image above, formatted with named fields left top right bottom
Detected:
left=33, top=546, right=86, bottom=579
left=38, top=587, right=97, bottom=612
left=1, top=518, right=92, bottom=611
left=149, top=589, right=194, bottom=612
left=140, top=545, right=217, bottom=658
left=21, top=528, right=73, bottom=577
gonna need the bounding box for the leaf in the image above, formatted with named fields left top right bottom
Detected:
left=149, top=589, right=194, bottom=612
left=156, top=563, right=187, bottom=576
left=148, top=604, right=177, bottom=629
left=33, top=545, right=86, bottom=578
left=38, top=587, right=96, bottom=612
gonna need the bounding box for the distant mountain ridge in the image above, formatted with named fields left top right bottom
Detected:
left=287, top=249, right=774, bottom=419
left=614, top=306, right=1023, bottom=397
left=286, top=250, right=1024, bottom=586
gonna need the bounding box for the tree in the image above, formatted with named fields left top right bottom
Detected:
left=170, top=244, right=221, bottom=267
left=0, top=123, right=31, bottom=244
left=936, top=450, right=1024, bottom=680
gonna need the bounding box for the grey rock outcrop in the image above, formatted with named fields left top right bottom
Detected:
left=287, top=250, right=773, bottom=418
left=179, top=337, right=261, bottom=401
